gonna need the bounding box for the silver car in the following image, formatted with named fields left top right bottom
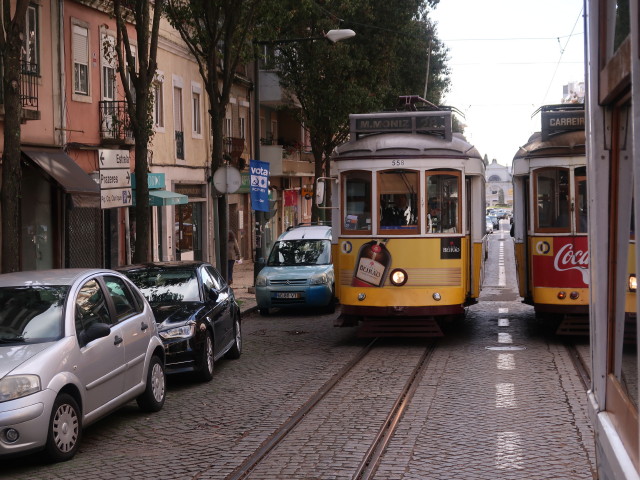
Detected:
left=0, top=269, right=166, bottom=462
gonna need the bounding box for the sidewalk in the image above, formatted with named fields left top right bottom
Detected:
left=230, top=259, right=258, bottom=315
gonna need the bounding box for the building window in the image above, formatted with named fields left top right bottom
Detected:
left=127, top=44, right=137, bottom=102
left=224, top=117, right=232, bottom=137
left=192, top=91, right=201, bottom=135
left=174, top=85, right=184, bottom=160
left=239, top=117, right=246, bottom=139
left=23, top=5, right=39, bottom=73
left=153, top=77, right=164, bottom=128
left=101, top=33, right=116, bottom=102
left=73, top=25, right=89, bottom=95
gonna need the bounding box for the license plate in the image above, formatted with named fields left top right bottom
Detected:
left=275, top=292, right=301, bottom=299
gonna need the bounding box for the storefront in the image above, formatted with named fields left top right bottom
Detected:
left=21, top=147, right=101, bottom=270
left=174, top=183, right=208, bottom=261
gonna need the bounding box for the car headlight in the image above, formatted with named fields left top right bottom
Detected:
left=256, top=275, right=268, bottom=286
left=0, top=375, right=41, bottom=403
left=159, top=323, right=195, bottom=340
left=310, top=273, right=329, bottom=285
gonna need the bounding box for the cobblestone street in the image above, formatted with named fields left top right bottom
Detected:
left=2, top=229, right=595, bottom=479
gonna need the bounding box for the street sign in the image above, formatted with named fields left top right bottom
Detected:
left=101, top=188, right=133, bottom=209
left=98, top=149, right=131, bottom=169
left=100, top=168, right=131, bottom=189
left=213, top=165, right=242, bottom=194
left=99, top=149, right=132, bottom=209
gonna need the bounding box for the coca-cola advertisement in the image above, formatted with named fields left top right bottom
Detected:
left=532, top=236, right=589, bottom=287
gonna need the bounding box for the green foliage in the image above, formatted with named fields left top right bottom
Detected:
left=260, top=0, right=451, bottom=161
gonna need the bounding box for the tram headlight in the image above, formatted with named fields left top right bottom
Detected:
left=433, top=292, right=441, bottom=301
left=557, top=291, right=567, bottom=300
left=389, top=269, right=408, bottom=286
left=629, top=274, right=637, bottom=292
left=358, top=293, right=366, bottom=301
left=570, top=291, right=580, bottom=300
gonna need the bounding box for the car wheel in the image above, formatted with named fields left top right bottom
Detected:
left=197, top=332, right=215, bottom=382
left=136, top=355, right=166, bottom=412
left=44, top=393, right=82, bottom=463
left=259, top=308, right=269, bottom=316
left=226, top=315, right=242, bottom=359
left=326, top=286, right=336, bottom=314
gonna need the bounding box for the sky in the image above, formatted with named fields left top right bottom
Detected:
left=429, top=0, right=585, bottom=166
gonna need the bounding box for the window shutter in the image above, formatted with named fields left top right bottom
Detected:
left=73, top=25, right=88, bottom=64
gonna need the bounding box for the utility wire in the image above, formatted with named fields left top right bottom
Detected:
left=541, top=6, right=584, bottom=104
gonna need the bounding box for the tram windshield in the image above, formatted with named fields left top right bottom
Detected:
left=427, top=172, right=460, bottom=233
left=535, top=168, right=571, bottom=231
left=379, top=170, right=418, bottom=231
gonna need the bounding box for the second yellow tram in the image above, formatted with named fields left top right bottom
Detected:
left=511, top=104, right=590, bottom=322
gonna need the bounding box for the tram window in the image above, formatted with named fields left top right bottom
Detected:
left=426, top=172, right=460, bottom=233
left=343, top=171, right=372, bottom=232
left=378, top=170, right=419, bottom=233
left=575, top=167, right=588, bottom=233
left=535, top=168, right=570, bottom=232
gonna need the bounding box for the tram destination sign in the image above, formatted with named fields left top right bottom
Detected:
left=351, top=111, right=452, bottom=141
left=541, top=109, right=585, bottom=139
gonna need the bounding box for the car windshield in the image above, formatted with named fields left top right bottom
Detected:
left=0, top=286, right=68, bottom=343
left=125, top=269, right=201, bottom=303
left=267, top=239, right=331, bottom=266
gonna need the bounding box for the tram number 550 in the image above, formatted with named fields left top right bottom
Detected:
left=391, top=160, right=405, bottom=166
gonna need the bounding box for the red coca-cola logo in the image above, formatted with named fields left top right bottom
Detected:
left=553, top=243, right=590, bottom=285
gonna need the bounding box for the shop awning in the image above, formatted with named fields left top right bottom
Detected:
left=22, top=147, right=100, bottom=208
left=149, top=190, right=188, bottom=206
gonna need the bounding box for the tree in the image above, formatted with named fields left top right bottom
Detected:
left=0, top=0, right=29, bottom=273
left=263, top=0, right=450, bottom=222
left=113, top=0, right=164, bottom=263
left=165, top=0, right=267, bottom=280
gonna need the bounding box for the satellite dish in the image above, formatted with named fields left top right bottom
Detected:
left=213, top=166, right=241, bottom=194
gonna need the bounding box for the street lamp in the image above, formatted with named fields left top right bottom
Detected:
left=252, top=29, right=355, bottom=283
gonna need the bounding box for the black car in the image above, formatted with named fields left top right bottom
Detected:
left=118, top=261, right=241, bottom=381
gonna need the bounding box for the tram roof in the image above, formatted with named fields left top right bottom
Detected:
left=333, top=132, right=482, bottom=160
left=512, top=130, right=585, bottom=160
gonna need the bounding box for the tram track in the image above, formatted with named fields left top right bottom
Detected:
left=225, top=338, right=437, bottom=480
left=565, top=341, right=591, bottom=391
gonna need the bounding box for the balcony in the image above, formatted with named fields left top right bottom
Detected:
left=99, top=101, right=134, bottom=145
left=0, top=59, right=40, bottom=121
left=223, top=137, right=246, bottom=169
left=260, top=144, right=314, bottom=177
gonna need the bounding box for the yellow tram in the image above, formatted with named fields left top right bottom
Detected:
left=511, top=104, right=590, bottom=328
left=323, top=98, right=486, bottom=336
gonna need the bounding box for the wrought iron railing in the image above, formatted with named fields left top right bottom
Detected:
left=175, top=130, right=184, bottom=159
left=0, top=58, right=39, bottom=110
left=99, top=100, right=134, bottom=141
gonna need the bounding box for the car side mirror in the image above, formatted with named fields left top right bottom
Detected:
left=209, top=289, right=220, bottom=302
left=78, top=322, right=111, bottom=347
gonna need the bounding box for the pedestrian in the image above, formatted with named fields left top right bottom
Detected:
left=227, top=231, right=241, bottom=285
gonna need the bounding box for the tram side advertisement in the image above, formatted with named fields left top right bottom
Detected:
left=531, top=237, right=589, bottom=287
left=342, top=237, right=463, bottom=288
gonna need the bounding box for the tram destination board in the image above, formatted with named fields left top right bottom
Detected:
left=351, top=111, right=452, bottom=140
left=541, top=109, right=585, bottom=139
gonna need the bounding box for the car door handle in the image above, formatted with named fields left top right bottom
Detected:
left=141, top=322, right=149, bottom=331
left=114, top=335, right=123, bottom=345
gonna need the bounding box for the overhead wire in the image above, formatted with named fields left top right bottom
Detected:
left=540, top=6, right=584, bottom=104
